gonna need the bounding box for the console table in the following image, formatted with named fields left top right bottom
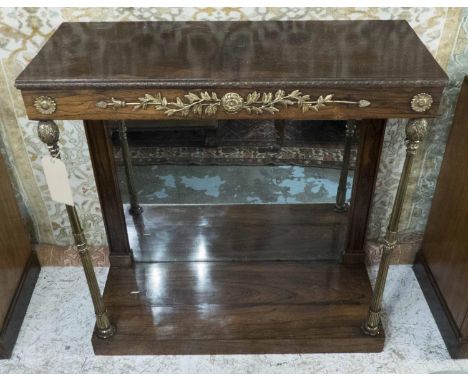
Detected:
left=15, top=20, right=448, bottom=355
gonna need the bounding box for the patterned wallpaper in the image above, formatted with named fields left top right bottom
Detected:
left=0, top=7, right=467, bottom=250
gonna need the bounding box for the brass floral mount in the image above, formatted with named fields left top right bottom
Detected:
left=96, top=90, right=371, bottom=116
left=411, top=93, right=433, bottom=112
left=34, top=95, right=57, bottom=115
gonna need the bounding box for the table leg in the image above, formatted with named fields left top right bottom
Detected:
left=362, top=118, right=428, bottom=336
left=118, top=121, right=143, bottom=216
left=37, top=120, right=115, bottom=339
left=335, top=120, right=356, bottom=212
left=344, top=120, right=385, bottom=263
left=84, top=120, right=132, bottom=266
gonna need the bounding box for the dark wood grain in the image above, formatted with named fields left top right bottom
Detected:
left=84, top=120, right=132, bottom=266
left=413, top=255, right=468, bottom=359
left=0, top=153, right=32, bottom=327
left=16, top=21, right=447, bottom=89
left=0, top=253, right=40, bottom=359
left=0, top=152, right=40, bottom=359
left=104, top=262, right=369, bottom=306
left=92, top=261, right=384, bottom=355
left=417, top=76, right=468, bottom=358
left=15, top=21, right=447, bottom=121
left=126, top=204, right=347, bottom=263
left=344, top=119, right=385, bottom=263
left=21, top=86, right=444, bottom=121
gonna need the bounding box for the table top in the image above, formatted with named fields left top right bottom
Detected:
left=16, top=20, right=447, bottom=90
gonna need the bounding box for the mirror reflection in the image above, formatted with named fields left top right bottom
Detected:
left=111, top=119, right=359, bottom=263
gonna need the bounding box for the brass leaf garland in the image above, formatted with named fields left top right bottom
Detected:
left=96, top=90, right=370, bottom=116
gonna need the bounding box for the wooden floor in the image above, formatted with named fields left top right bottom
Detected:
left=93, top=204, right=383, bottom=355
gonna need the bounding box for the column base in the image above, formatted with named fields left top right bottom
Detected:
left=361, top=321, right=382, bottom=336
left=94, top=324, right=116, bottom=340
left=334, top=204, right=349, bottom=213
left=129, top=205, right=143, bottom=216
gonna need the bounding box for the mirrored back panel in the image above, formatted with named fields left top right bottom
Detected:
left=111, top=119, right=360, bottom=263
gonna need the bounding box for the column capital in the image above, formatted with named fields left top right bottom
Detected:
left=405, top=118, right=428, bottom=153
left=37, top=120, right=59, bottom=146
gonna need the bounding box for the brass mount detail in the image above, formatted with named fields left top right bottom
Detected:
left=37, top=120, right=115, bottom=340
left=96, top=90, right=371, bottom=116
left=34, top=95, right=57, bottom=115
left=362, top=118, right=429, bottom=337
left=411, top=93, right=433, bottom=113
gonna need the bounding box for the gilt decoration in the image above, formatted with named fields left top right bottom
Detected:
left=33, top=95, right=57, bottom=115
left=411, top=93, right=433, bottom=112
left=96, top=90, right=371, bottom=116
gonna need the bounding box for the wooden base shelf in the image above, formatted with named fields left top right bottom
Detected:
left=93, top=204, right=383, bottom=355
left=93, top=261, right=383, bottom=355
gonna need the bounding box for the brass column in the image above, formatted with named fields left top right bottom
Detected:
left=335, top=120, right=356, bottom=212
left=362, top=118, right=428, bottom=336
left=119, top=121, right=143, bottom=216
left=37, top=120, right=116, bottom=339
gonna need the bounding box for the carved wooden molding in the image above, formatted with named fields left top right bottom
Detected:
left=16, top=78, right=449, bottom=90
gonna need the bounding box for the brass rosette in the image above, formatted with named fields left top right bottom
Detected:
left=411, top=93, right=433, bottom=113
left=34, top=95, right=57, bottom=115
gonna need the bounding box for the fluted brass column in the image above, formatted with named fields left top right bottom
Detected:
left=335, top=120, right=356, bottom=212
left=362, top=118, right=428, bottom=336
left=37, top=120, right=116, bottom=339
left=119, top=121, right=143, bottom=216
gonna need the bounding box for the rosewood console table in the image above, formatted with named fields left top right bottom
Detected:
left=15, top=20, right=448, bottom=355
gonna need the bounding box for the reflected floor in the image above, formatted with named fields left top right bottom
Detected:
left=125, top=204, right=348, bottom=262
left=118, top=165, right=353, bottom=205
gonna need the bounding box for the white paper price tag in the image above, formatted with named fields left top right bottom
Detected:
left=41, top=156, right=75, bottom=206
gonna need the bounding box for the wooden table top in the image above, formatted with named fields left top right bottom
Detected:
left=15, top=20, right=448, bottom=121
left=16, top=20, right=447, bottom=90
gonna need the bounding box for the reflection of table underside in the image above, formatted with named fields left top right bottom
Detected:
left=92, top=204, right=384, bottom=355
left=127, top=204, right=347, bottom=262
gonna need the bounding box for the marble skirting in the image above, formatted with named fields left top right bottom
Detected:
left=35, top=244, right=110, bottom=267
left=365, top=233, right=424, bottom=265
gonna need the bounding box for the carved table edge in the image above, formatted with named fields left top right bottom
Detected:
left=14, top=78, right=449, bottom=90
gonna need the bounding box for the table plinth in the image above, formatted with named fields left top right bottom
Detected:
left=93, top=261, right=384, bottom=355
